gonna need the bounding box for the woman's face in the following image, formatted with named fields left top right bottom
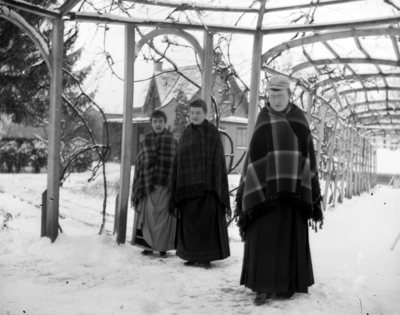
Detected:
left=190, top=106, right=206, bottom=125
left=151, top=117, right=166, bottom=134
left=268, top=89, right=289, bottom=112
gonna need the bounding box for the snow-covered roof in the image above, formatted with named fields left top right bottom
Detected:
left=220, top=116, right=248, bottom=124
left=107, top=117, right=149, bottom=123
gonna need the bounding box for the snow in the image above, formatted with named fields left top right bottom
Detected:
left=377, top=148, right=400, bottom=174
left=1, top=166, right=399, bottom=314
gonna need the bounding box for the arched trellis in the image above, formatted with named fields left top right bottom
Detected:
left=0, top=6, right=52, bottom=73
left=2, top=0, right=398, bottom=243
left=136, top=28, right=204, bottom=66
left=1, top=5, right=64, bottom=242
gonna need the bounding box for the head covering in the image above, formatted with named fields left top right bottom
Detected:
left=266, top=75, right=291, bottom=90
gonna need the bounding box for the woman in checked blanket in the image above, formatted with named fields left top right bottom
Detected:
left=235, top=75, right=324, bottom=306
left=131, top=110, right=177, bottom=258
left=169, top=99, right=231, bottom=269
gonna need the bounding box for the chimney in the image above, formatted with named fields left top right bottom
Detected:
left=154, top=61, right=163, bottom=72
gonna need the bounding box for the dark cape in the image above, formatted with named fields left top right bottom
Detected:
left=236, top=103, right=322, bottom=294
left=170, top=119, right=230, bottom=262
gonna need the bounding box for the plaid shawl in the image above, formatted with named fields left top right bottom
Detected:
left=131, top=129, right=177, bottom=209
left=170, top=119, right=230, bottom=213
left=235, top=103, right=323, bottom=231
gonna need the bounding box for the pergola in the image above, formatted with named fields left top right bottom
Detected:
left=1, top=0, right=399, bottom=243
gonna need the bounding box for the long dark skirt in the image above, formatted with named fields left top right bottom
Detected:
left=240, top=204, right=314, bottom=294
left=176, top=191, right=230, bottom=263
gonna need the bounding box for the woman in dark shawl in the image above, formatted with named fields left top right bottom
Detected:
left=131, top=110, right=177, bottom=258
left=235, top=75, right=323, bottom=305
left=170, top=99, right=231, bottom=269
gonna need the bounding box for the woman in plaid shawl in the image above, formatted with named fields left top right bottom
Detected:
left=131, top=110, right=177, bottom=258
left=170, top=99, right=230, bottom=269
left=235, top=76, right=323, bottom=306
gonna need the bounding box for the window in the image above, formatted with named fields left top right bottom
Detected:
left=236, top=127, right=247, bottom=149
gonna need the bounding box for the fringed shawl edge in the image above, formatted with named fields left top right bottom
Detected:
left=235, top=193, right=323, bottom=239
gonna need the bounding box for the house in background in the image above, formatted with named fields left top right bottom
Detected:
left=102, top=56, right=250, bottom=172
left=0, top=114, right=46, bottom=140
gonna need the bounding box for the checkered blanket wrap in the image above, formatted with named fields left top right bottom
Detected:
left=235, top=104, right=323, bottom=228
left=131, top=129, right=177, bottom=209
left=170, top=120, right=230, bottom=211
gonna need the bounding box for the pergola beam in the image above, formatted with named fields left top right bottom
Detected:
left=0, top=0, right=60, bottom=18
left=339, top=87, right=400, bottom=97
left=261, top=15, right=400, bottom=35
left=58, top=0, right=82, bottom=16
left=291, top=58, right=400, bottom=73
left=316, top=73, right=400, bottom=88
left=356, top=124, right=400, bottom=129
left=68, top=12, right=256, bottom=34
left=355, top=108, right=400, bottom=118
left=262, top=27, right=400, bottom=63
left=127, top=0, right=362, bottom=14
left=357, top=115, right=400, bottom=123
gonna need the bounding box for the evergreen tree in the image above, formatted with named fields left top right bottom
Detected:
left=172, top=90, right=190, bottom=140
left=0, top=1, right=93, bottom=132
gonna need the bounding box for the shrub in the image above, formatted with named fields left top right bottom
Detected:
left=31, top=140, right=48, bottom=173
left=0, top=141, right=18, bottom=172
left=15, top=142, right=33, bottom=173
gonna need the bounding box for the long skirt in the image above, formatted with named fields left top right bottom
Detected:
left=176, top=191, right=230, bottom=263
left=131, top=185, right=176, bottom=252
left=240, top=204, right=314, bottom=294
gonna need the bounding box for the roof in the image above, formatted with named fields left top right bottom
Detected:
left=220, top=116, right=248, bottom=124
left=107, top=117, right=149, bottom=123
left=155, top=65, right=202, bottom=107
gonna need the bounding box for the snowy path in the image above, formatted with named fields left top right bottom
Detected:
left=1, top=178, right=400, bottom=314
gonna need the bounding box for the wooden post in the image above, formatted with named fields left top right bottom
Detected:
left=323, top=115, right=338, bottom=210
left=354, top=134, right=359, bottom=196
left=316, top=105, right=328, bottom=169
left=246, top=32, right=263, bottom=145
left=116, top=24, right=135, bottom=245
left=366, top=142, right=371, bottom=192
left=201, top=31, right=213, bottom=121
left=333, top=126, right=344, bottom=207
left=306, top=92, right=313, bottom=123
left=246, top=0, right=265, bottom=145
left=357, top=136, right=362, bottom=194
left=346, top=128, right=355, bottom=199
left=340, top=127, right=349, bottom=203
left=45, top=18, right=63, bottom=243
left=374, top=147, right=377, bottom=187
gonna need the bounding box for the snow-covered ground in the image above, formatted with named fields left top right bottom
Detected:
left=1, top=165, right=399, bottom=315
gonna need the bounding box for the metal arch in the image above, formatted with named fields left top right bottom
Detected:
left=291, top=58, right=400, bottom=74
left=0, top=6, right=52, bottom=74
left=315, top=74, right=400, bottom=88
left=357, top=115, right=400, bottom=123
left=364, top=130, right=400, bottom=137
left=344, top=100, right=400, bottom=113
left=261, top=27, right=400, bottom=64
left=339, top=87, right=400, bottom=97
left=136, top=28, right=204, bottom=67
left=354, top=108, right=400, bottom=117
